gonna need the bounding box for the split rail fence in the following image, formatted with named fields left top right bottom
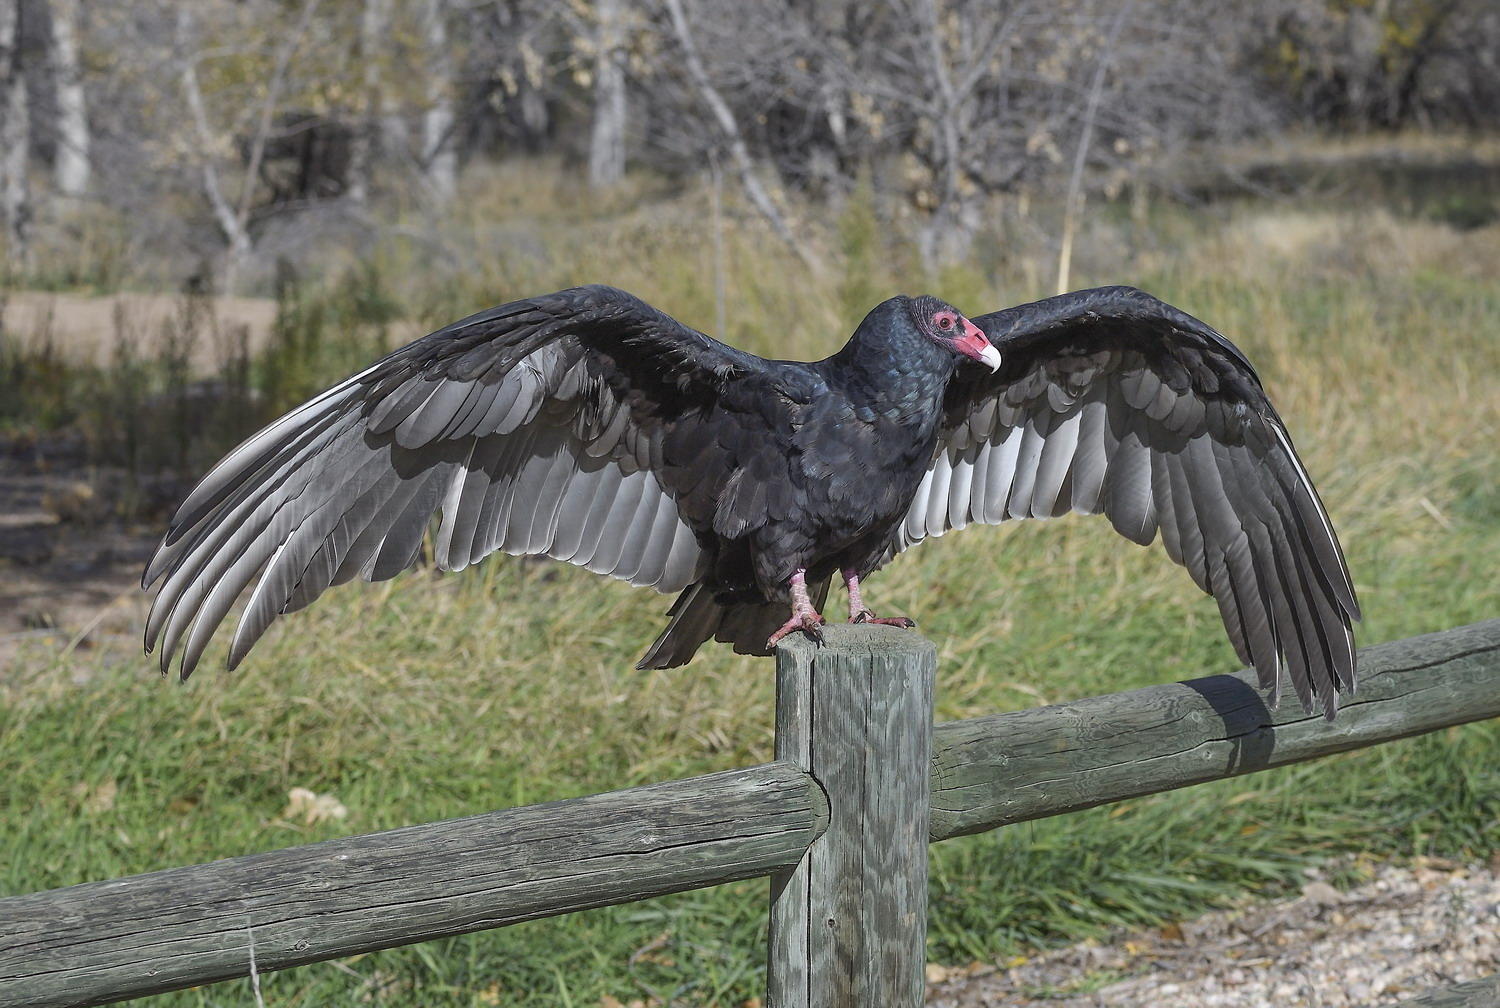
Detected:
left=2, top=618, right=1498, bottom=1007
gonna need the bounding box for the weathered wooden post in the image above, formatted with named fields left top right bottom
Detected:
left=767, top=624, right=937, bottom=1008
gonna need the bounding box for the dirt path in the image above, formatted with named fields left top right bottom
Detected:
left=926, top=859, right=1500, bottom=1007
left=2, top=290, right=281, bottom=370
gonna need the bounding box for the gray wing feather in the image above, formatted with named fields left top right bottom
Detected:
left=440, top=434, right=507, bottom=569
left=144, top=405, right=353, bottom=588
left=228, top=447, right=397, bottom=668
left=966, top=435, right=994, bottom=525
left=924, top=451, right=955, bottom=535
left=900, top=287, right=1358, bottom=717
left=945, top=443, right=978, bottom=532
left=981, top=424, right=1023, bottom=523
left=515, top=435, right=582, bottom=557
left=393, top=379, right=467, bottom=446
left=583, top=471, right=651, bottom=575
left=550, top=461, right=618, bottom=562
left=1268, top=424, right=1359, bottom=617
left=145, top=414, right=365, bottom=661
left=1005, top=420, right=1048, bottom=519
left=1102, top=423, right=1157, bottom=546
left=1165, top=449, right=1208, bottom=588
left=288, top=462, right=424, bottom=609
left=560, top=462, right=627, bottom=565
left=144, top=286, right=727, bottom=679
left=158, top=380, right=368, bottom=553
left=1069, top=399, right=1110, bottom=514
left=365, top=469, right=449, bottom=582
left=1031, top=410, right=1081, bottom=517
left=655, top=522, right=703, bottom=590
left=614, top=488, right=674, bottom=583
left=501, top=428, right=568, bottom=556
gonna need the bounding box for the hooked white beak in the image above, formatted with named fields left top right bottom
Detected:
left=951, top=317, right=1002, bottom=372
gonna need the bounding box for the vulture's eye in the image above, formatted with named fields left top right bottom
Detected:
left=936, top=314, right=955, bottom=330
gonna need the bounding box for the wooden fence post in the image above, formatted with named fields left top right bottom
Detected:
left=766, top=624, right=937, bottom=1008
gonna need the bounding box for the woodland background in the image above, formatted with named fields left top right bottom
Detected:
left=2, top=0, right=1499, bottom=286
left=1, top=2, right=1498, bottom=1006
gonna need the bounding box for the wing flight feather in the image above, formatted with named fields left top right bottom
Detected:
left=897, top=286, right=1359, bottom=717
left=143, top=286, right=757, bottom=679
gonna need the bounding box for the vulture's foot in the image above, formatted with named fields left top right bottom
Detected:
left=767, top=610, right=827, bottom=648
left=767, top=568, right=826, bottom=648
left=840, top=569, right=914, bottom=628
left=851, top=611, right=917, bottom=628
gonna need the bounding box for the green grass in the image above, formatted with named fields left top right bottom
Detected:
left=2, top=171, right=1498, bottom=1006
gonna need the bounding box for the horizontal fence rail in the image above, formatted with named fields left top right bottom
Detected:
left=0, top=763, right=828, bottom=1008
left=1, top=618, right=1497, bottom=1007
left=930, top=617, right=1500, bottom=840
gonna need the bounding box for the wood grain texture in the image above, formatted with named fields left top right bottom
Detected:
left=767, top=624, right=937, bottom=1008
left=931, top=619, right=1500, bottom=841
left=767, top=635, right=819, bottom=1008
left=1395, top=975, right=1500, bottom=1006
left=0, top=762, right=826, bottom=1008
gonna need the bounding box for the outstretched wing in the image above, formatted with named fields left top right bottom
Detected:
left=897, top=286, right=1359, bottom=718
left=144, top=285, right=767, bottom=679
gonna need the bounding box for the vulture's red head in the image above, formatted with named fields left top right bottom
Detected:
left=912, top=295, right=1001, bottom=372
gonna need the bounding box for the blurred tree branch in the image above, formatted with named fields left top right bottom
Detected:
left=176, top=0, right=321, bottom=292
left=1056, top=0, right=1133, bottom=294
left=660, top=0, right=819, bottom=270
left=176, top=8, right=250, bottom=278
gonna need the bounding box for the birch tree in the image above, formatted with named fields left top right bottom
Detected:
left=660, top=0, right=813, bottom=266
left=47, top=0, right=88, bottom=198
left=347, top=0, right=389, bottom=205
left=175, top=0, right=323, bottom=291
left=587, top=0, right=628, bottom=189
left=420, top=0, right=456, bottom=204
left=0, top=0, right=31, bottom=266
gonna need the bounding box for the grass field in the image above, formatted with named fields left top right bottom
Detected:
left=2, top=166, right=1498, bottom=1006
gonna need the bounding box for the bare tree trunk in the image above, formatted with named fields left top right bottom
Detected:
left=233, top=0, right=321, bottom=228
left=915, top=0, right=969, bottom=269
left=1056, top=0, right=1134, bottom=295
left=0, top=0, right=31, bottom=268
left=178, top=30, right=251, bottom=289
left=912, top=0, right=1027, bottom=270
left=177, top=0, right=320, bottom=293
left=47, top=0, right=88, bottom=199
left=347, top=0, right=388, bottom=205
left=421, top=0, right=456, bottom=204
left=708, top=151, right=725, bottom=337
left=587, top=0, right=627, bottom=189
left=661, top=0, right=815, bottom=269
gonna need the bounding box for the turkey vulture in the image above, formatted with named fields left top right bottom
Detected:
left=144, top=284, right=1359, bottom=717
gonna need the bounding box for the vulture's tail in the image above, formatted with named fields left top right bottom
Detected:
left=635, top=579, right=831, bottom=670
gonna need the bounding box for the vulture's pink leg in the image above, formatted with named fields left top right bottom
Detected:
left=843, top=569, right=917, bottom=628
left=766, top=569, right=827, bottom=647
